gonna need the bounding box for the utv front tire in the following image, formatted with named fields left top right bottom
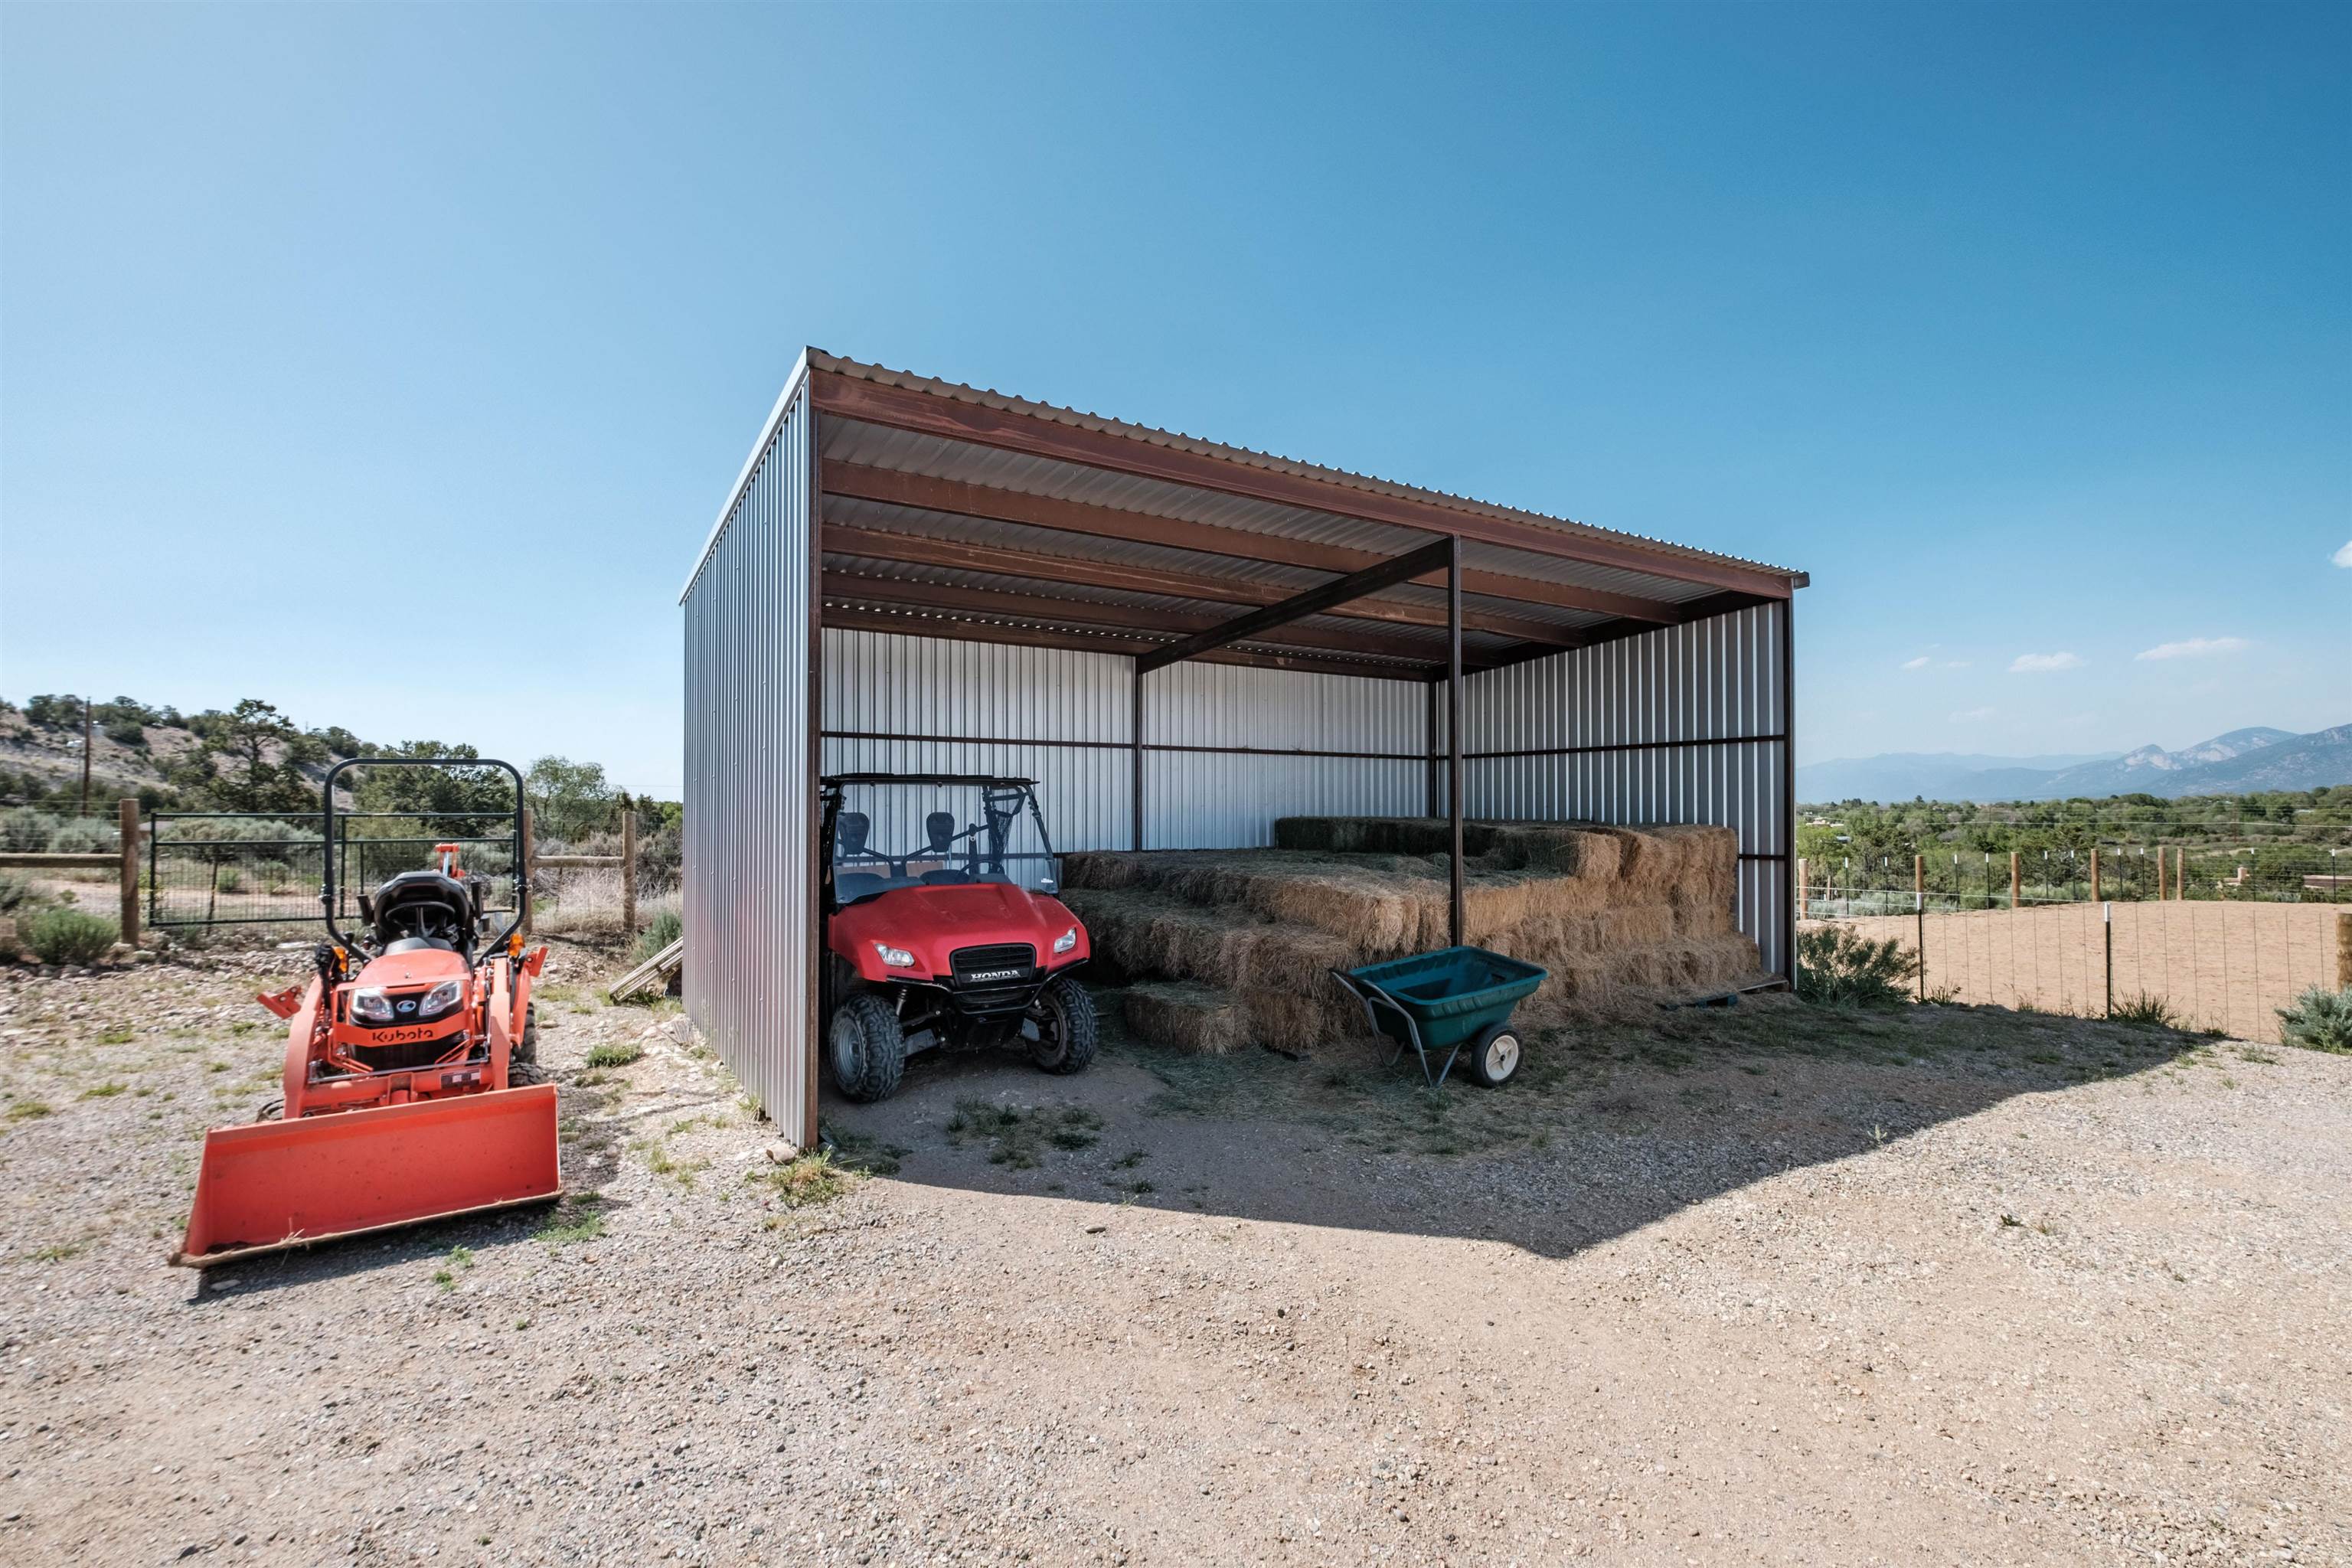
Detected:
left=828, top=993, right=906, bottom=1102
left=1029, top=975, right=1099, bottom=1076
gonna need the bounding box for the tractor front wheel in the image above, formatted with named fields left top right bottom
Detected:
left=1028, top=975, right=1099, bottom=1076
left=828, top=993, right=906, bottom=1102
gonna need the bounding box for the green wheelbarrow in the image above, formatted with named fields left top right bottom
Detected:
left=1330, top=946, right=1547, bottom=1089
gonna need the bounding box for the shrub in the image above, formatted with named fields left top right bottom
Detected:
left=44, top=818, right=113, bottom=855
left=2276, top=985, right=2352, bottom=1054
left=21, top=907, right=119, bottom=965
left=2110, top=991, right=2180, bottom=1029
left=586, top=1041, right=644, bottom=1069
left=1796, top=924, right=1919, bottom=1008
left=635, top=907, right=682, bottom=962
left=0, top=808, right=59, bottom=852
left=0, top=871, right=46, bottom=913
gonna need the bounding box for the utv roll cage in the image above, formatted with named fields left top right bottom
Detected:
left=818, top=773, right=1060, bottom=911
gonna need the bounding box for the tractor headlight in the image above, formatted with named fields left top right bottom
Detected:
left=350, top=987, right=393, bottom=1024
left=417, top=979, right=464, bottom=1019
left=872, top=941, right=917, bottom=970
left=1052, top=926, right=1078, bottom=956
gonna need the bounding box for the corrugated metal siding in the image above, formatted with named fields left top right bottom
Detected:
left=1144, top=662, right=1423, bottom=848
left=682, top=374, right=815, bottom=1139
left=1458, top=603, right=1792, bottom=975
left=819, top=629, right=1129, bottom=851
left=819, top=631, right=1426, bottom=853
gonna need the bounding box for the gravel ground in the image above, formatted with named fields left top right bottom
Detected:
left=2, top=944, right=2347, bottom=1566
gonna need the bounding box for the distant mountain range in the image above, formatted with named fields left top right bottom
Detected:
left=1798, top=724, right=2351, bottom=804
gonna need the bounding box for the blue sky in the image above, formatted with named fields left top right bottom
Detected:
left=4, top=3, right=2346, bottom=795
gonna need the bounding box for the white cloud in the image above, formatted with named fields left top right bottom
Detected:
left=1949, top=706, right=1997, bottom=723
left=2334, top=539, right=2352, bottom=568
left=1942, top=659, right=1971, bottom=669
left=1900, top=655, right=1930, bottom=670
left=2135, top=635, right=2248, bottom=662
left=2007, top=652, right=2083, bottom=674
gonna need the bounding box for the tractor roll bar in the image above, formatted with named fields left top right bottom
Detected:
left=319, top=756, right=528, bottom=957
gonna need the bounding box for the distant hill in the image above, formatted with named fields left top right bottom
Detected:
left=1800, top=724, right=2347, bottom=804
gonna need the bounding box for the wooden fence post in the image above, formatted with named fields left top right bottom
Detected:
left=621, top=809, right=638, bottom=937
left=2009, top=851, right=2022, bottom=910
left=2337, top=910, right=2350, bottom=991
left=521, top=808, right=535, bottom=939
left=118, top=799, right=140, bottom=948
left=2089, top=848, right=2100, bottom=904
left=1795, top=856, right=1807, bottom=920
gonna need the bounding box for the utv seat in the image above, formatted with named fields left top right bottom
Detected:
left=835, top=872, right=891, bottom=903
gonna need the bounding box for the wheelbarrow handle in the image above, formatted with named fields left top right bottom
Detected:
left=1329, top=967, right=1421, bottom=1049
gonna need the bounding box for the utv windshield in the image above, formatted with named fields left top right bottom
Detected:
left=825, top=778, right=1061, bottom=906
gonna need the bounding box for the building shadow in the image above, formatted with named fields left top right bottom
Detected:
left=815, top=989, right=2220, bottom=1261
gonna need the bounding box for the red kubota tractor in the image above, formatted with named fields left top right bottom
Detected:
left=821, top=773, right=1097, bottom=1101
left=173, top=758, right=560, bottom=1268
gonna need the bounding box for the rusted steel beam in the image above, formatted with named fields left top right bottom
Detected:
left=1137, top=540, right=1457, bottom=674
left=818, top=605, right=1439, bottom=682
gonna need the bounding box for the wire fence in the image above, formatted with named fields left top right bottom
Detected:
left=1803, top=846, right=2352, bottom=914
left=145, top=812, right=519, bottom=931
left=1801, top=867, right=2350, bottom=1044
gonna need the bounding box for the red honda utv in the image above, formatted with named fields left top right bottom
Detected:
left=819, top=773, right=1097, bottom=1102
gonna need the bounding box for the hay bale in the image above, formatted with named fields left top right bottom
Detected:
left=1124, top=982, right=1247, bottom=1055
left=1073, top=818, right=1761, bottom=1052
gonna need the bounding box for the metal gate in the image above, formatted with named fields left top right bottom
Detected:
left=146, top=812, right=520, bottom=931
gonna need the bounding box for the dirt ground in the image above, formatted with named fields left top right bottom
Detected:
left=3, top=942, right=2349, bottom=1566
left=1821, top=901, right=2344, bottom=1045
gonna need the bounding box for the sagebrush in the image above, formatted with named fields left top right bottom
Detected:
left=1796, top=925, right=1919, bottom=1008
left=21, top=906, right=119, bottom=965
left=2275, top=985, right=2352, bottom=1054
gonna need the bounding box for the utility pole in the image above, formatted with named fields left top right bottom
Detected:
left=80, top=696, right=93, bottom=816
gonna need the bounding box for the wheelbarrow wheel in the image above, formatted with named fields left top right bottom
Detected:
left=1462, top=1022, right=1522, bottom=1089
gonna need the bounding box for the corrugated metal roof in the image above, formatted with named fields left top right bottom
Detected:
left=822, top=416, right=1736, bottom=609
left=809, top=350, right=1808, bottom=590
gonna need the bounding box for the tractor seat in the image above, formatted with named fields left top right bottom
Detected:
left=368, top=870, right=481, bottom=949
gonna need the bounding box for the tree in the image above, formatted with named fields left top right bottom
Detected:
left=347, top=743, right=516, bottom=838
left=185, top=699, right=323, bottom=815
left=524, top=756, right=618, bottom=843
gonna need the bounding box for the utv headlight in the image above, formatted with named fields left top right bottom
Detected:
left=350, top=987, right=393, bottom=1024
left=872, top=941, right=917, bottom=970
left=1052, top=926, right=1078, bottom=956
left=417, top=978, right=464, bottom=1020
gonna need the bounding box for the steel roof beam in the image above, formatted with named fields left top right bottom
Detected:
left=822, top=521, right=1585, bottom=646
left=822, top=572, right=1475, bottom=665
left=822, top=460, right=1680, bottom=623
left=812, top=371, right=1795, bottom=599
left=819, top=606, right=1438, bottom=682
left=1136, top=540, right=1458, bottom=675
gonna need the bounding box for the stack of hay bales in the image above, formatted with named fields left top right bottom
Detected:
left=1060, top=816, right=1763, bottom=1057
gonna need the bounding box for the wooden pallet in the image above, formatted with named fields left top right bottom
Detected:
left=607, top=937, right=683, bottom=1002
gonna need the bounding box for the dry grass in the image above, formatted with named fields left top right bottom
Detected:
left=531, top=867, right=679, bottom=942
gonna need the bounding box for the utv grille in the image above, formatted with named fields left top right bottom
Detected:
left=948, top=943, right=1038, bottom=1014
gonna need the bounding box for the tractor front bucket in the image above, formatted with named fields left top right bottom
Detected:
left=172, top=1085, right=560, bottom=1269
